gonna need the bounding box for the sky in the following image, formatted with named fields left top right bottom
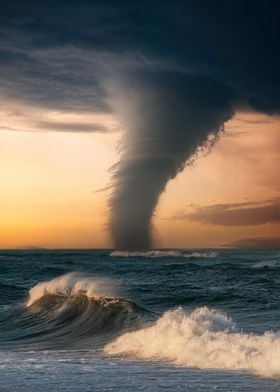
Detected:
left=0, top=1, right=279, bottom=249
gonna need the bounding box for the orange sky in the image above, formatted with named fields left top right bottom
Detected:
left=0, top=105, right=279, bottom=249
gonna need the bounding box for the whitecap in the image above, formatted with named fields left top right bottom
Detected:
left=105, top=307, right=280, bottom=378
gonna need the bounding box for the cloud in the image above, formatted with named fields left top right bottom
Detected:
left=171, top=199, right=280, bottom=226
left=0, top=101, right=122, bottom=133
left=0, top=2, right=280, bottom=114
left=224, top=237, right=280, bottom=249
left=37, top=120, right=120, bottom=133
left=107, top=74, right=234, bottom=248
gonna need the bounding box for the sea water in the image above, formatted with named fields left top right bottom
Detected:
left=1, top=249, right=280, bottom=391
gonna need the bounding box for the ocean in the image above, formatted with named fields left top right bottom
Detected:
left=1, top=249, right=280, bottom=391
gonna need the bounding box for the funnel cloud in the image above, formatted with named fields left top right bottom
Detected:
left=108, top=74, right=234, bottom=248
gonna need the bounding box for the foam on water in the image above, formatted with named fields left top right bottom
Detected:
left=251, top=260, right=280, bottom=269
left=27, top=272, right=120, bottom=307
left=110, top=250, right=218, bottom=258
left=183, top=251, right=218, bottom=258
left=105, top=307, right=280, bottom=378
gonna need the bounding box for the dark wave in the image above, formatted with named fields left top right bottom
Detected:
left=0, top=274, right=149, bottom=350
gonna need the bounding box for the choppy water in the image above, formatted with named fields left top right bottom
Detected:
left=1, top=249, right=280, bottom=391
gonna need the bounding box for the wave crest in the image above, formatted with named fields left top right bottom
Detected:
left=7, top=273, right=146, bottom=348
left=105, top=307, right=280, bottom=378
left=27, top=272, right=120, bottom=307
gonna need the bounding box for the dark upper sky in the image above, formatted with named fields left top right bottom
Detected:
left=0, top=0, right=279, bottom=115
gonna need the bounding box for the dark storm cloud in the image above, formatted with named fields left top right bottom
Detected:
left=1, top=1, right=280, bottom=248
left=224, top=237, right=280, bottom=249
left=1, top=1, right=279, bottom=112
left=0, top=46, right=107, bottom=111
left=172, top=199, right=280, bottom=226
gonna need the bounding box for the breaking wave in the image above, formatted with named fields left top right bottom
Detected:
left=105, top=307, right=280, bottom=378
left=1, top=273, right=145, bottom=349
left=110, top=250, right=218, bottom=258
left=27, top=272, right=121, bottom=307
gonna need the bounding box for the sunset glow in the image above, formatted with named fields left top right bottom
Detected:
left=1, top=111, right=279, bottom=248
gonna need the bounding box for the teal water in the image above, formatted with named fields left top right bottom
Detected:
left=1, top=249, right=280, bottom=391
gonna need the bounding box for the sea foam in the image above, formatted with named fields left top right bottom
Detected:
left=110, top=250, right=218, bottom=258
left=251, top=260, right=280, bottom=269
left=105, top=307, right=280, bottom=378
left=27, top=272, right=120, bottom=307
